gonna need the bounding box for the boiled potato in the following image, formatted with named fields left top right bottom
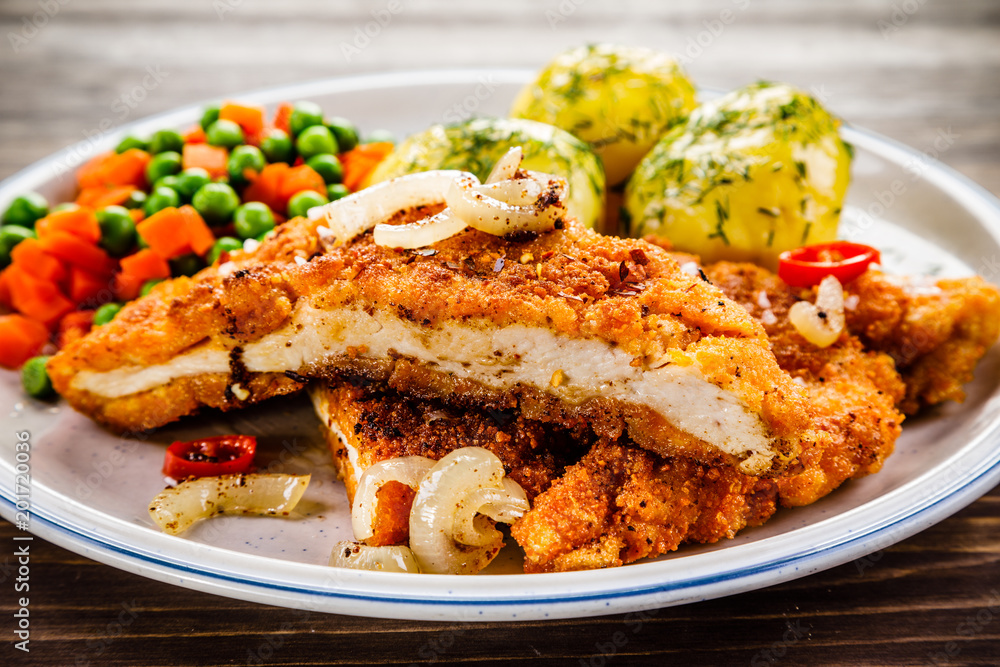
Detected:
left=510, top=43, right=697, bottom=186
left=368, top=117, right=606, bottom=230
left=624, top=81, right=852, bottom=268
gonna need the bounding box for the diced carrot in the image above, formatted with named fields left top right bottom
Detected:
left=278, top=164, right=326, bottom=203
left=137, top=207, right=189, bottom=259
left=76, top=185, right=136, bottom=209
left=78, top=149, right=151, bottom=189
left=56, top=309, right=95, bottom=349
left=220, top=102, right=266, bottom=136
left=113, top=273, right=145, bottom=302
left=243, top=130, right=263, bottom=148
left=68, top=266, right=110, bottom=305
left=129, top=208, right=146, bottom=224
left=6, top=266, right=75, bottom=328
left=341, top=142, right=394, bottom=192
left=116, top=249, right=171, bottom=300
left=10, top=238, right=68, bottom=284
left=0, top=268, right=13, bottom=309
left=0, top=314, right=51, bottom=369
left=120, top=248, right=172, bottom=280
left=182, top=143, right=229, bottom=179
left=183, top=125, right=206, bottom=144
left=35, top=206, right=101, bottom=244
left=243, top=162, right=290, bottom=213
left=76, top=151, right=115, bottom=190
left=39, top=231, right=116, bottom=276
left=272, top=102, right=293, bottom=135
left=178, top=206, right=215, bottom=256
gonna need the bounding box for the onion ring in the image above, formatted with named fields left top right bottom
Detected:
left=307, top=170, right=470, bottom=247
left=485, top=146, right=523, bottom=184
left=351, top=456, right=436, bottom=541
left=445, top=171, right=567, bottom=235
left=373, top=208, right=469, bottom=250
left=330, top=541, right=421, bottom=573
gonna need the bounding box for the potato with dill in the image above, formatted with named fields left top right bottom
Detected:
left=367, top=117, right=606, bottom=230
left=624, top=81, right=853, bottom=268
left=510, top=43, right=697, bottom=186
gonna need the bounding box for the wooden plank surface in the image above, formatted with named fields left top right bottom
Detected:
left=2, top=0, right=999, bottom=664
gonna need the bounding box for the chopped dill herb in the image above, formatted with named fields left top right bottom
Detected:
left=801, top=221, right=813, bottom=244
left=794, top=160, right=807, bottom=179
left=757, top=206, right=779, bottom=217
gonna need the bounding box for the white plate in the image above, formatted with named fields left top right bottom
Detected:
left=2, top=70, right=1000, bottom=622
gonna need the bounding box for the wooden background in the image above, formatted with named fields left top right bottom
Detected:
left=2, top=0, right=999, bottom=664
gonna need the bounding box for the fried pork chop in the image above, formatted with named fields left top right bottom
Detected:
left=48, top=214, right=815, bottom=476
left=315, top=257, right=998, bottom=572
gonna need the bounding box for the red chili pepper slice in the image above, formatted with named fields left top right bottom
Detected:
left=778, top=241, right=881, bottom=288
left=162, top=435, right=257, bottom=479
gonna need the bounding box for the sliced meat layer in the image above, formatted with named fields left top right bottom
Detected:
left=49, top=214, right=812, bottom=475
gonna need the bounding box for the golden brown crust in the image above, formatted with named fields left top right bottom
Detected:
left=843, top=272, right=1000, bottom=413
left=499, top=261, right=909, bottom=572
left=48, top=215, right=811, bottom=474
left=315, top=383, right=589, bottom=504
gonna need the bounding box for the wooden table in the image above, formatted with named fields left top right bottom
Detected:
left=2, top=1, right=999, bottom=664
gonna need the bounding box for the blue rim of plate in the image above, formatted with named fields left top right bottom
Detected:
left=1, top=69, right=999, bottom=620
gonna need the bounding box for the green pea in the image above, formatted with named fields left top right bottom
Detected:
left=140, top=279, right=164, bottom=297
left=21, top=356, right=55, bottom=400
left=256, top=230, right=273, bottom=243
left=170, top=253, right=204, bottom=277
left=192, top=182, right=240, bottom=225
left=259, top=129, right=293, bottom=164
left=144, top=187, right=181, bottom=216
left=96, top=205, right=137, bottom=256
left=0, top=225, right=37, bottom=267
left=296, top=125, right=338, bottom=160
left=207, top=236, right=243, bottom=265
left=115, top=135, right=148, bottom=154
left=123, top=190, right=147, bottom=210
left=325, top=117, right=359, bottom=152
left=200, top=104, right=221, bottom=131
left=153, top=174, right=182, bottom=192
left=307, top=154, right=343, bottom=184
left=289, top=101, right=324, bottom=136
left=365, top=129, right=396, bottom=145
left=206, top=119, right=245, bottom=149
left=227, top=145, right=266, bottom=184
left=174, top=168, right=212, bottom=202
left=3, top=192, right=49, bottom=228
left=93, top=302, right=123, bottom=326
left=145, top=151, right=182, bottom=185
left=287, top=190, right=328, bottom=219
left=149, top=129, right=184, bottom=155
left=233, top=202, right=275, bottom=240
left=327, top=183, right=350, bottom=201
